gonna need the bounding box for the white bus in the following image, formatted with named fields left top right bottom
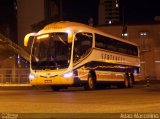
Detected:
left=24, top=21, right=140, bottom=91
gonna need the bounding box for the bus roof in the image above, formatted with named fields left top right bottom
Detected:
left=38, top=21, right=96, bottom=34
left=38, top=21, right=138, bottom=47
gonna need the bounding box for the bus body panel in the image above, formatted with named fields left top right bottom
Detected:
left=24, top=21, right=141, bottom=88
left=30, top=76, right=74, bottom=85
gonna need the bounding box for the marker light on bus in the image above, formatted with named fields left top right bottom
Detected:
left=37, top=34, right=49, bottom=39
left=63, top=72, right=73, bottom=78
left=66, top=29, right=73, bottom=43
left=29, top=73, right=35, bottom=79
left=66, top=29, right=71, bottom=34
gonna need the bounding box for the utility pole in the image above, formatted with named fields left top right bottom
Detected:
left=121, top=2, right=128, bottom=39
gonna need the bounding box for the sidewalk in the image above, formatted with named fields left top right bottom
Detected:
left=0, top=83, right=32, bottom=90
left=0, top=84, right=31, bottom=87
left=0, top=80, right=160, bottom=90
left=0, top=83, right=51, bottom=90
left=135, top=79, right=160, bottom=90
left=135, top=79, right=160, bottom=85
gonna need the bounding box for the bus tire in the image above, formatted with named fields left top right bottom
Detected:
left=84, top=72, right=96, bottom=90
left=128, top=73, right=134, bottom=88
left=51, top=86, right=60, bottom=91
left=124, top=73, right=130, bottom=88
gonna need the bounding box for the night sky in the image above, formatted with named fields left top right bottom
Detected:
left=63, top=0, right=160, bottom=24
left=121, top=0, right=160, bottom=23
left=62, top=0, right=99, bottom=25
left=0, top=0, right=160, bottom=25
left=0, top=0, right=16, bottom=23
left=0, top=0, right=17, bottom=42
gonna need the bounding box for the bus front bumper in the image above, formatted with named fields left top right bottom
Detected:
left=29, top=76, right=75, bottom=86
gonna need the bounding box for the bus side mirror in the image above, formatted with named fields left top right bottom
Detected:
left=24, top=33, right=36, bottom=47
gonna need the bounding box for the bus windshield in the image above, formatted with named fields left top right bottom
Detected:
left=31, top=33, right=72, bottom=70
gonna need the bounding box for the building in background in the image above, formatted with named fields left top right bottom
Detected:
left=0, top=0, right=17, bottom=43
left=17, top=0, right=63, bottom=50
left=17, top=0, right=99, bottom=42
left=16, top=0, right=160, bottom=80
left=97, top=23, right=160, bottom=80
left=17, top=0, right=45, bottom=50
left=98, top=0, right=120, bottom=25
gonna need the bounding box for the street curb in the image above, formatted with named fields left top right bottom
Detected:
left=0, top=84, right=32, bottom=87
left=0, top=84, right=51, bottom=90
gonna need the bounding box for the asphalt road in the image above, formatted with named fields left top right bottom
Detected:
left=0, top=84, right=160, bottom=118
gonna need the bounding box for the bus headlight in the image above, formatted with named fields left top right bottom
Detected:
left=63, top=72, right=73, bottom=78
left=29, top=73, right=35, bottom=79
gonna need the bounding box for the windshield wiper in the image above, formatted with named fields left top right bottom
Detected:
left=58, top=35, right=67, bottom=45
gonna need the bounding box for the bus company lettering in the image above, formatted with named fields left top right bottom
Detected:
left=101, top=53, right=125, bottom=62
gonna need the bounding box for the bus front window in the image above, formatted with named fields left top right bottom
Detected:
left=73, top=32, right=92, bottom=62
left=31, top=33, right=71, bottom=70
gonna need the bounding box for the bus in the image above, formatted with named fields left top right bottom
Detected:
left=24, top=21, right=140, bottom=91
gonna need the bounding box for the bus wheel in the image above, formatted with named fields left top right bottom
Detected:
left=84, top=73, right=96, bottom=90
left=128, top=73, right=134, bottom=88
left=124, top=73, right=129, bottom=88
left=51, top=86, right=60, bottom=91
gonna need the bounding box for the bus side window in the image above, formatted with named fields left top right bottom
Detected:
left=73, top=32, right=92, bottom=62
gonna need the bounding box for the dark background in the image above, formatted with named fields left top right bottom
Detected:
left=0, top=0, right=160, bottom=41
left=61, top=0, right=160, bottom=24
left=1, top=0, right=160, bottom=24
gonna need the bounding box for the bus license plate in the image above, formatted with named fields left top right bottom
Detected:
left=44, top=80, right=52, bottom=84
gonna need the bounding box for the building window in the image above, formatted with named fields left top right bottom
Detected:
left=121, top=25, right=128, bottom=39
left=139, top=31, right=149, bottom=52
left=121, top=33, right=128, bottom=37
left=109, top=20, right=112, bottom=24
left=140, top=31, right=148, bottom=36
left=115, top=0, right=119, bottom=8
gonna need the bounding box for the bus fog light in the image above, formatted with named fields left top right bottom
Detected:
left=29, top=73, right=35, bottom=79
left=63, top=72, right=73, bottom=78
